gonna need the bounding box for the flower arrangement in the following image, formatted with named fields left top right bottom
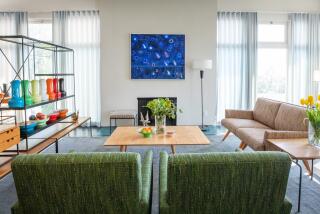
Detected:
left=146, top=98, right=181, bottom=134
left=300, top=95, right=320, bottom=146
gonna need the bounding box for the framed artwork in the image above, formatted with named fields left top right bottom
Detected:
left=131, top=34, right=185, bottom=79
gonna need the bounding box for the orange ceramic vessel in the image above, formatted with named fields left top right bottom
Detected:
left=46, top=79, right=56, bottom=100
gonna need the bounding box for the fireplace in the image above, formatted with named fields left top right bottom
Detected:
left=137, top=97, right=177, bottom=126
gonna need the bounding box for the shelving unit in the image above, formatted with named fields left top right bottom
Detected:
left=0, top=35, right=76, bottom=152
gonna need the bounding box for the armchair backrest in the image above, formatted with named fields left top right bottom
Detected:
left=12, top=152, right=142, bottom=213
left=166, top=152, right=291, bottom=214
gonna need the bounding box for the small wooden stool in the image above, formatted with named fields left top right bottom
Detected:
left=109, top=111, right=137, bottom=133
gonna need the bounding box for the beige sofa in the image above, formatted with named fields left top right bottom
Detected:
left=221, top=98, right=308, bottom=151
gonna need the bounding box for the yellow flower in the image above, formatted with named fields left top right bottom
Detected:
left=300, top=98, right=306, bottom=106
left=317, top=95, right=320, bottom=101
left=308, top=95, right=314, bottom=106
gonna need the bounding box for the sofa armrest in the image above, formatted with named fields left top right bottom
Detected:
left=159, top=152, right=169, bottom=214
left=225, top=109, right=254, bottom=119
left=264, top=130, right=308, bottom=151
left=140, top=150, right=153, bottom=212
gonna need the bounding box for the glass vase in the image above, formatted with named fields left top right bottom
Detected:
left=308, top=122, right=320, bottom=147
left=155, top=115, right=166, bottom=134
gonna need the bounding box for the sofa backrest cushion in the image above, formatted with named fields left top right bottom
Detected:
left=253, top=98, right=281, bottom=129
left=167, top=152, right=291, bottom=214
left=274, top=103, right=307, bottom=131
left=12, top=152, right=142, bottom=213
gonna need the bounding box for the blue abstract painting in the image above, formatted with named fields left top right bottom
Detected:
left=131, top=34, right=185, bottom=79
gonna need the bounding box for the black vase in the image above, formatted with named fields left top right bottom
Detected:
left=59, top=78, right=66, bottom=97
left=2, top=83, right=9, bottom=97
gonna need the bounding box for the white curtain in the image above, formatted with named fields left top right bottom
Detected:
left=288, top=13, right=320, bottom=103
left=0, top=12, right=28, bottom=85
left=217, top=12, right=257, bottom=121
left=53, top=11, right=101, bottom=125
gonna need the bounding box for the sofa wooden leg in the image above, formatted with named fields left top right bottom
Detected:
left=239, top=142, right=247, bottom=150
left=222, top=130, right=231, bottom=141
left=303, top=160, right=312, bottom=176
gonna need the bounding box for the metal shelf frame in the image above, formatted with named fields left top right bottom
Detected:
left=0, top=35, right=76, bottom=152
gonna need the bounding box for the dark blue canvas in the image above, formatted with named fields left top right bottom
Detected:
left=131, top=34, right=185, bottom=79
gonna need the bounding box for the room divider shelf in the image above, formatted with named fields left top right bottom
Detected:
left=0, top=95, right=75, bottom=110
left=20, top=113, right=75, bottom=140
left=34, top=73, right=74, bottom=77
left=0, top=35, right=76, bottom=153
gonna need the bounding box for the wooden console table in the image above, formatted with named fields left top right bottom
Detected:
left=267, top=138, right=320, bottom=213
left=0, top=117, right=91, bottom=179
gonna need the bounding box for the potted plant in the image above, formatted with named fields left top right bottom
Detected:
left=146, top=98, right=181, bottom=134
left=300, top=95, right=320, bottom=147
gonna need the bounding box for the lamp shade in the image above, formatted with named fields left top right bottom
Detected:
left=314, top=70, right=320, bottom=82
left=192, top=59, right=212, bottom=70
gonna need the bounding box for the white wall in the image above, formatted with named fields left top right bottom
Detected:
left=99, top=0, right=217, bottom=126
left=0, top=0, right=98, bottom=12
left=218, top=0, right=320, bottom=12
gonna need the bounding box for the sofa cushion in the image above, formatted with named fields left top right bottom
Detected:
left=253, top=98, right=282, bottom=129
left=274, top=103, right=307, bottom=131
left=221, top=118, right=270, bottom=134
left=236, top=128, right=270, bottom=151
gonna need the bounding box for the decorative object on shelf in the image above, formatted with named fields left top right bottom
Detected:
left=31, top=80, right=41, bottom=104
left=131, top=34, right=185, bottom=79
left=59, top=78, right=66, bottom=97
left=300, top=96, right=320, bottom=147
left=58, top=109, right=68, bottom=118
left=48, top=112, right=59, bottom=123
left=19, top=121, right=37, bottom=135
left=2, top=83, right=9, bottom=97
left=21, top=80, right=33, bottom=106
left=39, top=79, right=48, bottom=101
left=30, top=113, right=48, bottom=128
left=72, top=111, right=79, bottom=122
left=192, top=59, right=212, bottom=131
left=46, top=78, right=56, bottom=100
left=146, top=98, right=181, bottom=134
left=139, top=127, right=153, bottom=138
left=8, top=80, right=24, bottom=108
left=53, top=78, right=61, bottom=99
left=140, top=111, right=150, bottom=126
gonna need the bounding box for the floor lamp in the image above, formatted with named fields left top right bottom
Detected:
left=192, top=59, right=213, bottom=131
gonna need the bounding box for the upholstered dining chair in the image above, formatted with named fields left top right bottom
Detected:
left=159, top=151, right=292, bottom=214
left=11, top=151, right=153, bottom=214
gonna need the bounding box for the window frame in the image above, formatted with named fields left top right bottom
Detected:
left=256, top=18, right=289, bottom=101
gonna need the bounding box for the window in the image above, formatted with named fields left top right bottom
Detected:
left=256, top=22, right=288, bottom=101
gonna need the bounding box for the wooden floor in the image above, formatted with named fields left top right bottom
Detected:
left=0, top=117, right=90, bottom=179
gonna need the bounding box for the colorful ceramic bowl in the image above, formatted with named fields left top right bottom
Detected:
left=19, top=121, right=37, bottom=135
left=48, top=113, right=59, bottom=123
left=58, top=109, right=68, bottom=118
left=139, top=127, right=153, bottom=138
left=31, top=118, right=49, bottom=128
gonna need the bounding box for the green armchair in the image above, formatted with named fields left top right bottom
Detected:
left=11, top=151, right=153, bottom=214
left=160, top=151, right=292, bottom=214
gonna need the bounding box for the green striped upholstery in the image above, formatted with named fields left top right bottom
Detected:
left=160, top=151, right=292, bottom=214
left=11, top=151, right=153, bottom=214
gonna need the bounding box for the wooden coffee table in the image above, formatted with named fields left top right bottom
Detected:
left=104, top=126, right=210, bottom=154
left=268, top=138, right=320, bottom=213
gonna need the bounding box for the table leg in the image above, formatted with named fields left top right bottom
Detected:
left=124, top=145, right=127, bottom=152
left=120, top=145, right=124, bottom=152
left=171, top=145, right=176, bottom=154
left=295, top=160, right=302, bottom=213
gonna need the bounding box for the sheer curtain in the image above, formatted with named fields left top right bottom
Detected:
left=217, top=12, right=257, bottom=121
left=0, top=12, right=28, bottom=84
left=53, top=11, right=101, bottom=125
left=288, top=13, right=320, bottom=103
